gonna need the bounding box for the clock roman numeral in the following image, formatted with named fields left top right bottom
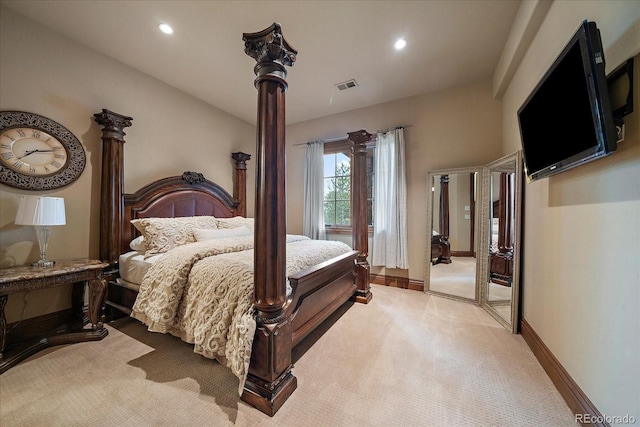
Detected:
left=16, top=129, right=26, bottom=137
left=53, top=146, right=64, bottom=151
left=54, top=154, right=65, bottom=159
left=0, top=143, right=10, bottom=149
left=13, top=160, right=24, bottom=169
left=31, top=130, right=41, bottom=138
left=1, top=152, right=14, bottom=160
left=44, top=165, right=50, bottom=173
left=29, top=165, right=36, bottom=174
left=50, top=161, right=62, bottom=168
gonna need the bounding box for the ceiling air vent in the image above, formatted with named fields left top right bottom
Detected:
left=335, top=79, right=358, bottom=91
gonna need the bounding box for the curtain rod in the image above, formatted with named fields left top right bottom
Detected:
left=293, top=135, right=346, bottom=147
left=375, top=124, right=412, bottom=134
left=293, top=124, right=411, bottom=148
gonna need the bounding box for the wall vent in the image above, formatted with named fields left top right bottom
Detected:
left=335, top=79, right=358, bottom=91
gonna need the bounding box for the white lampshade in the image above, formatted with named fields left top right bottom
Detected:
left=15, top=196, right=66, bottom=226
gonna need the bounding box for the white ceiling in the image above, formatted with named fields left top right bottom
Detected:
left=0, top=0, right=521, bottom=125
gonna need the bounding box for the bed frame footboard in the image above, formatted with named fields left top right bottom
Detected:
left=242, top=249, right=358, bottom=415
left=286, top=250, right=359, bottom=346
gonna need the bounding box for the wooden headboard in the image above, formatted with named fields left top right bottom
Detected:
left=94, top=108, right=251, bottom=264
left=120, top=171, right=242, bottom=256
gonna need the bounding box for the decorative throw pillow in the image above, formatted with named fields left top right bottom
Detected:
left=193, top=226, right=252, bottom=242
left=216, top=216, right=254, bottom=231
left=129, top=235, right=147, bottom=252
left=131, top=216, right=218, bottom=257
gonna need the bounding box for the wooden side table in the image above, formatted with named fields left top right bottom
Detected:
left=0, top=259, right=109, bottom=373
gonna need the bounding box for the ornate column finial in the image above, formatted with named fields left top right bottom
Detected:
left=232, top=152, right=251, bottom=170
left=243, top=22, right=297, bottom=66
left=347, top=129, right=374, bottom=146
left=93, top=109, right=133, bottom=137
left=243, top=22, right=297, bottom=88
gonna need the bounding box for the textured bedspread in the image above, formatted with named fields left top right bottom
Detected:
left=130, top=234, right=352, bottom=393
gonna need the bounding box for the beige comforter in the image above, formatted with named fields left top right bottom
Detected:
left=130, top=234, right=352, bottom=393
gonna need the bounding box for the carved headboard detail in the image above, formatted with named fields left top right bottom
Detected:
left=119, top=172, right=242, bottom=256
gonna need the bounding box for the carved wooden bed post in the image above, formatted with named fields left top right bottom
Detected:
left=232, top=152, right=251, bottom=217
left=94, top=109, right=133, bottom=265
left=439, top=174, right=450, bottom=239
left=348, top=129, right=373, bottom=304
left=490, top=172, right=515, bottom=286
left=241, top=22, right=298, bottom=416
left=498, top=172, right=513, bottom=252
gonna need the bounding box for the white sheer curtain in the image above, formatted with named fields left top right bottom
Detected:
left=303, top=141, right=326, bottom=240
left=371, top=128, right=408, bottom=269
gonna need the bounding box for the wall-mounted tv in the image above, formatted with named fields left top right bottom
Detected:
left=518, top=21, right=618, bottom=181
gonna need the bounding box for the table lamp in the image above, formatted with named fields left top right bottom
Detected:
left=15, top=196, right=66, bottom=267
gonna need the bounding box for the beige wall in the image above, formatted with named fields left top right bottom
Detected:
left=448, top=173, right=473, bottom=253
left=286, top=80, right=503, bottom=281
left=501, top=0, right=639, bottom=419
left=0, top=8, right=255, bottom=323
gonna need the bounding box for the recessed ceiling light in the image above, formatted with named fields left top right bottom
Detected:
left=159, top=23, right=174, bottom=35
left=394, top=38, right=407, bottom=50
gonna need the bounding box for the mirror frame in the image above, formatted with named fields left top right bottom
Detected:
left=480, top=151, right=523, bottom=333
left=424, top=166, right=483, bottom=304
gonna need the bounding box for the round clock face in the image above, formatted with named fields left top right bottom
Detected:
left=0, top=112, right=86, bottom=190
left=0, top=128, right=69, bottom=176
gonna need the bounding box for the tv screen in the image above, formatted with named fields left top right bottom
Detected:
left=518, top=21, right=617, bottom=181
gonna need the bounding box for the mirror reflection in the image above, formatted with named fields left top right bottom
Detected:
left=486, top=167, right=516, bottom=320
left=481, top=151, right=523, bottom=333
left=426, top=167, right=480, bottom=302
left=425, top=153, right=523, bottom=333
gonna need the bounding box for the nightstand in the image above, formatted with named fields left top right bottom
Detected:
left=0, top=259, right=109, bottom=373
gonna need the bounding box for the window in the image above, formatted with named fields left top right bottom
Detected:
left=323, top=141, right=374, bottom=230
left=324, top=151, right=351, bottom=226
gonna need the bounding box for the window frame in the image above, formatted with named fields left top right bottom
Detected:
left=323, top=139, right=375, bottom=235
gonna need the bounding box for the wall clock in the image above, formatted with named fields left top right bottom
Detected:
left=0, top=111, right=86, bottom=190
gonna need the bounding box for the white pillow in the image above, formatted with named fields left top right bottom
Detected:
left=131, top=216, right=218, bottom=257
left=216, top=216, right=254, bottom=231
left=129, top=235, right=147, bottom=252
left=193, top=226, right=252, bottom=241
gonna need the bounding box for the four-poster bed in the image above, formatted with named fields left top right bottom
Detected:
left=96, top=23, right=371, bottom=416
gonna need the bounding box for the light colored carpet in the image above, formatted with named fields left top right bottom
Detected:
left=0, top=285, right=574, bottom=426
left=429, top=256, right=477, bottom=299
left=430, top=257, right=513, bottom=306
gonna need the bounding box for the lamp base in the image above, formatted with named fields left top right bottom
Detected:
left=33, top=260, right=55, bottom=268
left=34, top=226, right=55, bottom=268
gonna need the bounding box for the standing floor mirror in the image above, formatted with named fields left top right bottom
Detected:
left=425, top=166, right=482, bottom=303
left=480, top=151, right=523, bottom=333
left=424, top=152, right=523, bottom=333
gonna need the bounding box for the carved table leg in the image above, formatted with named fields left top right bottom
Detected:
left=0, top=295, right=7, bottom=358
left=87, top=277, right=107, bottom=330
left=72, top=282, right=85, bottom=320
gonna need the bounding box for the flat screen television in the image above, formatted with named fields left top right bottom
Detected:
left=518, top=21, right=618, bottom=181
